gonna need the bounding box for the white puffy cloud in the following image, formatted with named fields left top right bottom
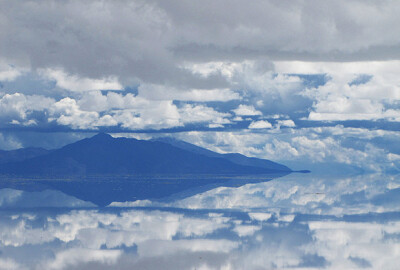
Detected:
left=0, top=91, right=237, bottom=131
left=277, top=119, right=296, bottom=128
left=168, top=172, right=400, bottom=217
left=179, top=104, right=231, bottom=125
left=0, top=93, right=54, bottom=124
left=233, top=225, right=261, bottom=237
left=187, top=60, right=306, bottom=117
left=263, top=138, right=300, bottom=160
left=306, top=221, right=400, bottom=269
left=248, top=212, right=272, bottom=222
left=0, top=209, right=230, bottom=250
left=171, top=127, right=400, bottom=172
left=248, top=120, right=272, bottom=129
left=232, top=105, right=262, bottom=116
left=305, top=78, right=395, bottom=121
left=0, top=62, right=23, bottom=81
left=112, top=100, right=182, bottom=130
left=76, top=91, right=232, bottom=129
left=274, top=61, right=400, bottom=122
left=263, top=134, right=393, bottom=171
left=50, top=98, right=101, bottom=129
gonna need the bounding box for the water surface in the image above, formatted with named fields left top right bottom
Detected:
left=1, top=172, right=399, bottom=269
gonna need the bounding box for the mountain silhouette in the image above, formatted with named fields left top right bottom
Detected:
left=0, top=133, right=292, bottom=206
left=153, top=137, right=291, bottom=172
left=0, top=147, right=50, bottom=164
left=0, top=133, right=291, bottom=176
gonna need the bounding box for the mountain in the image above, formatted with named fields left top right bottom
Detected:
left=0, top=147, right=50, bottom=164
left=0, top=133, right=291, bottom=176
left=0, top=133, right=292, bottom=206
left=153, top=137, right=291, bottom=172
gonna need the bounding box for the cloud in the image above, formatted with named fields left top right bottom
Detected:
left=1, top=172, right=400, bottom=269
left=42, top=248, right=122, bottom=270
left=170, top=127, right=400, bottom=173
left=0, top=91, right=239, bottom=131
left=232, top=105, right=261, bottom=116
left=0, top=209, right=231, bottom=251
left=39, top=68, right=123, bottom=92
left=0, top=258, right=24, bottom=270
left=306, top=220, right=400, bottom=269
left=274, top=61, right=400, bottom=122
left=0, top=189, right=95, bottom=208
left=0, top=62, right=23, bottom=81
left=2, top=10, right=400, bottom=138
left=0, top=1, right=400, bottom=146
left=277, top=119, right=296, bottom=128
left=50, top=97, right=102, bottom=129
left=138, top=239, right=237, bottom=257
left=138, top=84, right=240, bottom=102
left=1, top=3, right=400, bottom=268
left=248, top=120, right=272, bottom=129
left=233, top=224, right=261, bottom=237
left=0, top=0, right=231, bottom=90
left=112, top=101, right=181, bottom=130
left=248, top=212, right=272, bottom=222
left=2, top=1, right=400, bottom=91
left=179, top=104, right=231, bottom=125
left=167, top=172, right=400, bottom=218
left=0, top=133, right=22, bottom=150
left=0, top=93, right=55, bottom=126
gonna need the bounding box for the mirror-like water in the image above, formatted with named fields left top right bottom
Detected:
left=1, top=172, right=399, bottom=269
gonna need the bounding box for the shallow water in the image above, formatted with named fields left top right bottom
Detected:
left=1, top=172, right=400, bottom=269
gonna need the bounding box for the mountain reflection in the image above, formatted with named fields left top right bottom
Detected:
left=1, top=173, right=400, bottom=269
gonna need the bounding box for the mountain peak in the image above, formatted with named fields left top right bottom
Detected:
left=91, top=133, right=113, bottom=140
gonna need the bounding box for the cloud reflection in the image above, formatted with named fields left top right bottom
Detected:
left=1, top=173, right=400, bottom=269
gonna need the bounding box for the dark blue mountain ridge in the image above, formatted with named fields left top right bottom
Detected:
left=0, top=133, right=294, bottom=206
left=0, top=147, right=51, bottom=164
left=0, top=133, right=291, bottom=176
left=152, top=137, right=291, bottom=172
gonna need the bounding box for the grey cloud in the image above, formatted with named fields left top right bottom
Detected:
left=2, top=0, right=400, bottom=141
left=64, top=252, right=229, bottom=270
left=160, top=0, right=400, bottom=61
left=1, top=0, right=400, bottom=90
left=0, top=0, right=229, bottom=89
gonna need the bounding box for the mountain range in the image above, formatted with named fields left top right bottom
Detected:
left=0, top=133, right=294, bottom=206
left=0, top=133, right=291, bottom=176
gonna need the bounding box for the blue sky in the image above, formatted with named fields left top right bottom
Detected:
left=1, top=0, right=400, bottom=173
left=2, top=2, right=400, bottom=269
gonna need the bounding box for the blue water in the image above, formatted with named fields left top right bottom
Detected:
left=0, top=172, right=399, bottom=269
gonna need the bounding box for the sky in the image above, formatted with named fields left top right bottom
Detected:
left=1, top=0, right=400, bottom=172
